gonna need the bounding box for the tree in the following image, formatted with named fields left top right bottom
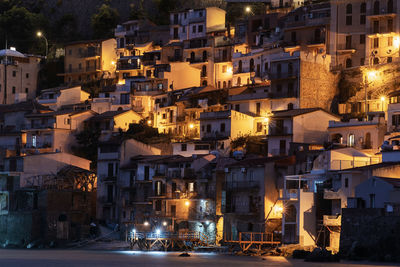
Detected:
left=0, top=6, right=47, bottom=54
left=91, top=4, right=120, bottom=39
left=73, top=128, right=102, bottom=170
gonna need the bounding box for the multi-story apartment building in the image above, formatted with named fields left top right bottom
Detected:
left=330, top=0, right=399, bottom=69
left=61, top=39, right=117, bottom=85
left=0, top=48, right=41, bottom=104
left=170, top=8, right=226, bottom=42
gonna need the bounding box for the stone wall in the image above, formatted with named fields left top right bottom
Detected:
left=299, top=52, right=339, bottom=112
left=340, top=208, right=400, bottom=262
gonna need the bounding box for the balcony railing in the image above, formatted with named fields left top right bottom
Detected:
left=268, top=127, right=291, bottom=136
left=323, top=215, right=341, bottom=227
left=225, top=181, right=260, bottom=191
left=268, top=71, right=298, bottom=80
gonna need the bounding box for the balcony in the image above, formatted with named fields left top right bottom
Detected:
left=79, top=49, right=100, bottom=58
left=268, top=127, right=292, bottom=136
left=368, top=9, right=396, bottom=19
left=225, top=181, right=260, bottom=192
left=323, top=215, right=341, bottom=227
left=186, top=58, right=207, bottom=64
left=281, top=189, right=299, bottom=200
left=268, top=71, right=298, bottom=80
left=25, top=123, right=56, bottom=130
left=65, top=66, right=100, bottom=74
left=324, top=189, right=342, bottom=200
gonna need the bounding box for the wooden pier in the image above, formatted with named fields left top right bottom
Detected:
left=225, top=232, right=281, bottom=251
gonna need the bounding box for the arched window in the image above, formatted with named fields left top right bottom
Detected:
left=373, top=57, right=380, bottom=65
left=346, top=4, right=352, bottom=14
left=218, top=81, right=221, bottom=89
left=190, top=51, right=195, bottom=62
left=223, top=81, right=227, bottom=88
left=237, top=77, right=241, bottom=86
left=201, top=65, right=207, bottom=77
left=228, top=80, right=231, bottom=88
left=348, top=134, right=355, bottom=147
left=250, top=58, right=255, bottom=72
left=346, top=58, right=352, bottom=68
left=360, top=2, right=366, bottom=13
left=238, top=60, right=242, bottom=73
left=388, top=0, right=394, bottom=13
left=264, top=62, right=268, bottom=72
left=374, top=1, right=380, bottom=15
left=202, top=50, right=207, bottom=62
left=202, top=80, right=208, bottom=86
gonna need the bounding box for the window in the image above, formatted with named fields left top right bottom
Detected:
left=201, top=125, right=205, bottom=132
left=369, top=194, right=375, bottom=208
left=238, top=60, right=242, bottom=73
left=235, top=104, right=240, bottom=111
left=250, top=59, right=255, bottom=72
left=256, top=122, right=262, bottom=132
left=222, top=65, right=227, bottom=73
left=291, top=31, right=297, bottom=43
left=360, top=58, right=365, bottom=66
left=206, top=124, right=211, bottom=133
left=237, top=77, right=241, bottom=86
left=346, top=4, right=352, bottom=25
left=346, top=35, right=352, bottom=49
left=346, top=58, right=352, bottom=68
left=373, top=57, right=379, bottom=65
left=360, top=34, right=365, bottom=44
left=348, top=134, right=355, bottom=147
left=346, top=4, right=352, bottom=14
left=388, top=0, right=394, bottom=13
left=223, top=81, right=227, bottom=88
left=220, top=123, right=225, bottom=132
left=68, top=49, right=72, bottom=55
left=373, top=1, right=380, bottom=15
left=188, top=182, right=195, bottom=192
left=198, top=25, right=203, bottom=33
left=192, top=25, right=196, bottom=33
left=26, top=73, right=29, bottom=78
left=373, top=38, right=379, bottom=48
left=108, top=163, right=114, bottom=177
left=345, top=178, right=349, bottom=188
left=256, top=102, right=261, bottom=115
left=199, top=11, right=203, bottom=17
left=388, top=19, right=393, bottom=32
left=277, top=84, right=282, bottom=92
left=360, top=2, right=366, bottom=13
left=288, top=83, right=294, bottom=97
left=360, top=14, right=366, bottom=24
left=181, top=144, right=187, bottom=151
left=25, top=88, right=28, bottom=93
left=12, top=86, right=15, bottom=94
left=12, top=71, right=16, bottom=77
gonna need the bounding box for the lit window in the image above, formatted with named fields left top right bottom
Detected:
left=348, top=134, right=355, bottom=147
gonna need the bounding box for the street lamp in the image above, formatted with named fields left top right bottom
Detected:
left=364, top=70, right=378, bottom=120
left=380, top=96, right=386, bottom=112
left=185, top=200, right=190, bottom=207
left=36, top=31, right=48, bottom=58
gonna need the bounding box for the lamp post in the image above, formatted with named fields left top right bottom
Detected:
left=364, top=70, right=377, bottom=121
left=36, top=31, right=48, bottom=58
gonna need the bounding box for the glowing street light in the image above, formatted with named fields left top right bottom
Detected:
left=364, top=70, right=379, bottom=120
left=155, top=228, right=161, bottom=235
left=147, top=120, right=152, bottom=126
left=185, top=200, right=190, bottom=207
left=381, top=96, right=386, bottom=111
left=162, top=221, right=167, bottom=226
left=189, top=123, right=194, bottom=129
left=245, top=6, right=251, bottom=13
left=144, top=221, right=149, bottom=226
left=36, top=31, right=48, bottom=57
